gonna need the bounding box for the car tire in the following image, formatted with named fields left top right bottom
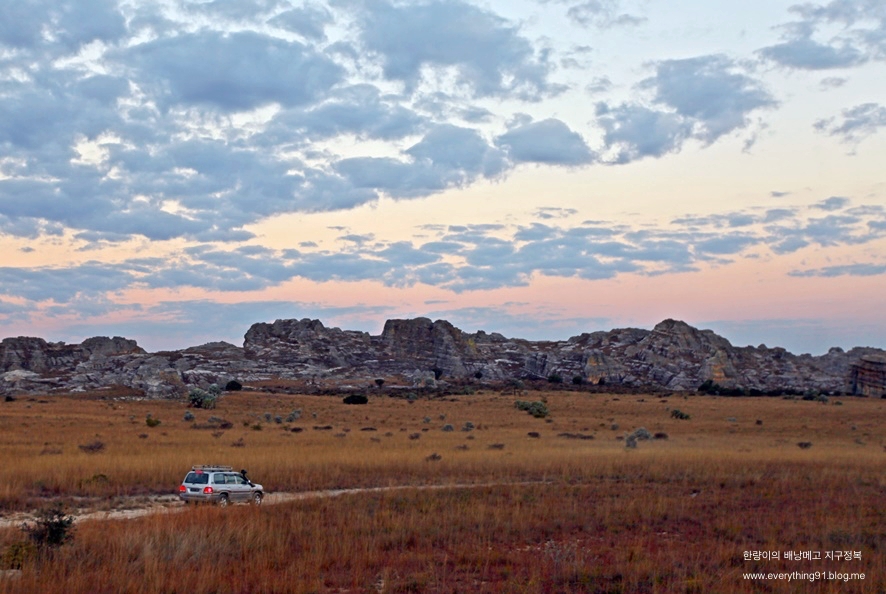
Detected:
left=252, top=492, right=263, bottom=505
left=218, top=494, right=229, bottom=507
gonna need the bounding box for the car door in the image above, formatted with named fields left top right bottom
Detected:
left=230, top=473, right=250, bottom=502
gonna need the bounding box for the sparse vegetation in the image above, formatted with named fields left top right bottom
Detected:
left=24, top=506, right=75, bottom=551
left=188, top=387, right=218, bottom=409
left=77, top=440, right=105, bottom=454
left=1, top=390, right=885, bottom=592
left=515, top=400, right=550, bottom=418
left=670, top=409, right=691, bottom=420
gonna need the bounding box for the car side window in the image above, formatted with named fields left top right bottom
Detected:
left=234, top=475, right=247, bottom=485
left=212, top=473, right=225, bottom=484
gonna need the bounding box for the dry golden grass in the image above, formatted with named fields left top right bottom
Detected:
left=1, top=389, right=885, bottom=592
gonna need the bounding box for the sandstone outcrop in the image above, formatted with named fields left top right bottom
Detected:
left=1, top=318, right=883, bottom=398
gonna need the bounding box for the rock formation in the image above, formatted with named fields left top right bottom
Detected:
left=1, top=318, right=884, bottom=398
left=849, top=356, right=886, bottom=397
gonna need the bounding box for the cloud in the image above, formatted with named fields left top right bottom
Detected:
left=0, top=262, right=133, bottom=302
left=759, top=1, right=886, bottom=70
left=334, top=125, right=506, bottom=198
left=123, top=31, right=344, bottom=112
left=758, top=35, right=866, bottom=70
left=813, top=196, right=851, bottom=211
left=347, top=0, right=559, bottom=99
left=814, top=103, right=886, bottom=145
left=0, top=196, right=883, bottom=308
left=268, top=6, right=334, bottom=40
left=262, top=84, right=427, bottom=143
left=595, top=103, right=692, bottom=162
left=789, top=263, right=886, bottom=277
left=562, top=0, right=646, bottom=28
left=594, top=55, right=776, bottom=162
left=642, top=55, right=777, bottom=144
left=0, top=0, right=126, bottom=51
left=495, top=119, right=596, bottom=166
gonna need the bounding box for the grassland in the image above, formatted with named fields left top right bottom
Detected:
left=1, top=388, right=885, bottom=592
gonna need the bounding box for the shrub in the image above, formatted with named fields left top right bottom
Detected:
left=78, top=440, right=105, bottom=454
left=462, top=422, right=475, bottom=432
left=183, top=411, right=195, bottom=422
left=224, top=380, right=242, bottom=391
left=670, top=409, right=691, bottom=420
left=507, top=379, right=524, bottom=395
left=572, top=375, right=584, bottom=385
left=343, top=394, right=369, bottom=405
left=624, top=427, right=653, bottom=449
left=442, top=424, right=455, bottom=432
left=207, top=384, right=222, bottom=397
left=145, top=417, right=161, bottom=427
left=375, top=379, right=385, bottom=388
left=547, top=373, right=563, bottom=384
left=628, top=427, right=652, bottom=441
left=25, top=506, right=74, bottom=550
left=286, top=410, right=302, bottom=422
left=515, top=400, right=549, bottom=419
left=188, top=388, right=217, bottom=409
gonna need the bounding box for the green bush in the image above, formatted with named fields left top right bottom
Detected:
left=145, top=417, right=161, bottom=427
left=188, top=388, right=217, bottom=409
left=25, top=506, right=74, bottom=550
left=515, top=400, right=550, bottom=419
left=670, top=409, right=691, bottom=420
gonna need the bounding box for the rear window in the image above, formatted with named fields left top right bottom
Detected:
left=184, top=472, right=209, bottom=484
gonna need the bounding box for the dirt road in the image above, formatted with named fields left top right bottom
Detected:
left=0, top=481, right=548, bottom=530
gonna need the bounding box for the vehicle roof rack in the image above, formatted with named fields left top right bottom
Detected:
left=191, top=465, right=233, bottom=472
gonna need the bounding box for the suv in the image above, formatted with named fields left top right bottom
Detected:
left=178, top=465, right=264, bottom=506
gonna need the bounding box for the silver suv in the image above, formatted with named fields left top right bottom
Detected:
left=178, top=465, right=264, bottom=506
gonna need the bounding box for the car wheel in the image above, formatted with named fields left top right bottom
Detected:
left=252, top=492, right=263, bottom=505
left=218, top=494, right=229, bottom=507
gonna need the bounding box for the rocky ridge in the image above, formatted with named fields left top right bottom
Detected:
left=1, top=318, right=883, bottom=398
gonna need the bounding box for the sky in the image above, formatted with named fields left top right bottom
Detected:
left=1, top=0, right=885, bottom=355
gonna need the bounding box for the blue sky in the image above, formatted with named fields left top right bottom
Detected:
left=0, top=0, right=884, bottom=354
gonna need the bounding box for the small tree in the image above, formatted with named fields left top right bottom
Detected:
left=25, top=506, right=74, bottom=551
left=189, top=388, right=217, bottom=409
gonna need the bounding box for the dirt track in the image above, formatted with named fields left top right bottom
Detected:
left=0, top=482, right=548, bottom=530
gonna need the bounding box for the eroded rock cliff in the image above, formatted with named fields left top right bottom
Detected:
left=1, top=318, right=883, bottom=398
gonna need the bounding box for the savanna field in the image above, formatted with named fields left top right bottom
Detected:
left=1, top=388, right=885, bottom=593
